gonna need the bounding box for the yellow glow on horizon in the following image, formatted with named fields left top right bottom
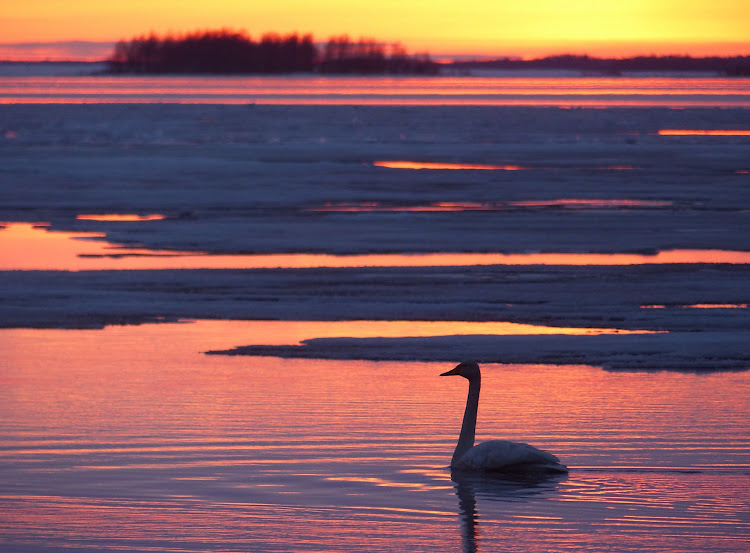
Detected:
left=1, top=0, right=749, bottom=58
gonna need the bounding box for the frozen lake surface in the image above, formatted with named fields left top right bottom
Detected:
left=1, top=101, right=749, bottom=551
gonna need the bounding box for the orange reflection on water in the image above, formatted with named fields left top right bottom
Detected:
left=509, top=198, right=667, bottom=208
left=374, top=161, right=527, bottom=170
left=311, top=201, right=497, bottom=212
left=235, top=319, right=660, bottom=340
left=374, top=161, right=637, bottom=171
left=658, top=130, right=750, bottom=136
left=0, top=223, right=193, bottom=271
left=77, top=214, right=166, bottom=222
left=8, top=97, right=750, bottom=108
left=3, top=222, right=750, bottom=270
left=3, top=75, right=750, bottom=107
left=1, top=223, right=107, bottom=269
left=642, top=303, right=748, bottom=309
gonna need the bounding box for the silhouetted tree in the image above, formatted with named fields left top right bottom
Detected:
left=317, top=35, right=436, bottom=74
left=107, top=29, right=437, bottom=75
left=108, top=29, right=316, bottom=74
left=449, top=54, right=750, bottom=76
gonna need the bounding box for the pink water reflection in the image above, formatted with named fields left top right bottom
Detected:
left=3, top=222, right=750, bottom=271
left=1, top=324, right=748, bottom=552
left=2, top=75, right=750, bottom=107
left=512, top=199, right=668, bottom=208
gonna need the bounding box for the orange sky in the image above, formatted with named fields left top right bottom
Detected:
left=1, top=0, right=748, bottom=60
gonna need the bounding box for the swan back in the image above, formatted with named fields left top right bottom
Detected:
left=453, top=440, right=568, bottom=474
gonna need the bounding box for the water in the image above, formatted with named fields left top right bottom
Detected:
left=2, top=72, right=750, bottom=106
left=4, top=222, right=750, bottom=270
left=1, top=321, right=748, bottom=552
left=2, top=68, right=749, bottom=552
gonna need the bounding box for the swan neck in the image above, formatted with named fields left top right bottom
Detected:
left=453, top=374, right=480, bottom=466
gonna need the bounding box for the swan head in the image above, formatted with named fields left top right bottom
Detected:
left=440, top=360, right=480, bottom=379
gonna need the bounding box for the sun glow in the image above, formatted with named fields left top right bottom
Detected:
left=2, top=0, right=749, bottom=58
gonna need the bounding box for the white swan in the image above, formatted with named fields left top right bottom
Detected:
left=441, top=361, right=568, bottom=474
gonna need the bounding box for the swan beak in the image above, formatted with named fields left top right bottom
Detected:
left=440, top=366, right=462, bottom=376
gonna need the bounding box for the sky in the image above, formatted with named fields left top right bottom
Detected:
left=0, top=0, right=748, bottom=61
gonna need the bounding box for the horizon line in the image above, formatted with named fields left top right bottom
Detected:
left=3, top=52, right=750, bottom=65
left=1, top=38, right=750, bottom=63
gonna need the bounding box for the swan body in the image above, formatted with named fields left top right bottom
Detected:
left=441, top=361, right=568, bottom=474
left=451, top=439, right=565, bottom=473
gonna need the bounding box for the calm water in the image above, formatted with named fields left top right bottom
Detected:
left=3, top=70, right=749, bottom=551
left=0, top=321, right=748, bottom=552
left=4, top=222, right=750, bottom=270
left=2, top=73, right=750, bottom=106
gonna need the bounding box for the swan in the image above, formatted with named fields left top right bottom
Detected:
left=441, top=361, right=568, bottom=474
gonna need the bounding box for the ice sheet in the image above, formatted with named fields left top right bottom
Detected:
left=1, top=105, right=749, bottom=370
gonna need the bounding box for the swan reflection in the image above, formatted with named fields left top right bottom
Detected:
left=452, top=470, right=568, bottom=553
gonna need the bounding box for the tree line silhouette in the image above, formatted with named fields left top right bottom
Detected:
left=451, top=54, right=750, bottom=76
left=108, top=29, right=438, bottom=75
